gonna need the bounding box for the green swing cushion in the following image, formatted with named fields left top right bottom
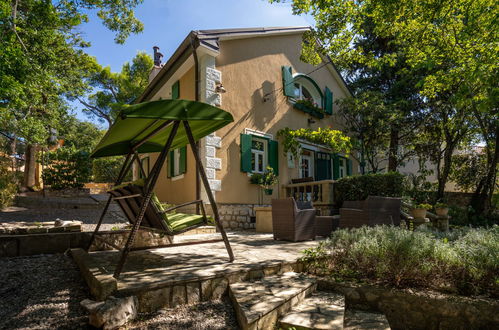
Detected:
left=110, top=179, right=206, bottom=233
left=164, top=213, right=206, bottom=232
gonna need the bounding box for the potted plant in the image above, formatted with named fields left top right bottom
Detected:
left=260, top=166, right=278, bottom=195
left=434, top=202, right=449, bottom=216
left=411, top=203, right=432, bottom=219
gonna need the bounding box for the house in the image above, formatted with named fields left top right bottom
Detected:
left=134, top=27, right=358, bottom=229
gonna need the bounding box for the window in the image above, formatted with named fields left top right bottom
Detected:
left=168, top=146, right=186, bottom=178
left=339, top=157, right=346, bottom=179
left=251, top=138, right=267, bottom=173
left=299, top=149, right=314, bottom=179
left=240, top=133, right=279, bottom=175
left=292, top=77, right=322, bottom=108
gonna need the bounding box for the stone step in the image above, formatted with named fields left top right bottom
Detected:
left=343, top=309, right=391, bottom=330
left=279, top=291, right=345, bottom=330
left=229, top=272, right=316, bottom=330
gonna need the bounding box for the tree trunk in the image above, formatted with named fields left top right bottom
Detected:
left=23, top=144, right=37, bottom=189
left=388, top=127, right=399, bottom=172
left=437, top=144, right=454, bottom=201
left=470, top=126, right=498, bottom=214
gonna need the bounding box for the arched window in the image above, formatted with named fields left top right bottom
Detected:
left=292, top=74, right=323, bottom=109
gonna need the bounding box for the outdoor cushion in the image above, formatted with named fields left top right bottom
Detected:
left=164, top=213, right=206, bottom=232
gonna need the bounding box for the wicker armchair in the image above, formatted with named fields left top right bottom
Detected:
left=271, top=198, right=316, bottom=242
left=339, top=196, right=401, bottom=228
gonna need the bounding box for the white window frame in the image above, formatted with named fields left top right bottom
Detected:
left=251, top=137, right=268, bottom=174
left=299, top=149, right=315, bottom=179
left=339, top=157, right=346, bottom=179
left=291, top=77, right=322, bottom=108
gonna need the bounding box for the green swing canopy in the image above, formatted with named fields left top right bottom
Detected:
left=91, top=99, right=233, bottom=158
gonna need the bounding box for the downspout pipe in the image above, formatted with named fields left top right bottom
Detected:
left=191, top=34, right=201, bottom=213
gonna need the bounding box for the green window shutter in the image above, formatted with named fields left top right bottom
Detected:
left=240, top=134, right=253, bottom=172
left=167, top=150, right=174, bottom=178
left=347, top=158, right=353, bottom=176
left=332, top=153, right=340, bottom=180
left=324, top=86, right=333, bottom=115
left=172, top=80, right=180, bottom=100
left=179, top=146, right=187, bottom=174
left=268, top=140, right=279, bottom=176
left=281, top=66, right=294, bottom=97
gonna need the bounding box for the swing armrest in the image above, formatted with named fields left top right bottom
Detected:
left=112, top=193, right=142, bottom=200
left=161, top=200, right=204, bottom=213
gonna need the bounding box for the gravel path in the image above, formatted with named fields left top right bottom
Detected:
left=130, top=298, right=239, bottom=329
left=0, top=254, right=239, bottom=329
left=0, top=254, right=91, bottom=330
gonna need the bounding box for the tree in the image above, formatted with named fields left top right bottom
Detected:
left=0, top=0, right=144, bottom=187
left=77, top=52, right=153, bottom=127
left=274, top=0, right=497, bottom=213
left=58, top=116, right=104, bottom=152
left=336, top=91, right=391, bottom=173
left=271, top=1, right=425, bottom=172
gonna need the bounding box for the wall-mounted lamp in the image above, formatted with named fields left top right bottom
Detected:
left=308, top=118, right=316, bottom=125
left=215, top=83, right=226, bottom=94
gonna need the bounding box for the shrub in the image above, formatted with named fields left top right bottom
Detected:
left=92, top=156, right=131, bottom=183
left=0, top=158, right=18, bottom=209
left=301, top=226, right=499, bottom=297
left=41, top=146, right=92, bottom=190
left=334, top=172, right=405, bottom=205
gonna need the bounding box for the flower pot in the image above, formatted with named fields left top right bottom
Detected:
left=411, top=208, right=427, bottom=219
left=435, top=207, right=449, bottom=217
left=264, top=189, right=273, bottom=195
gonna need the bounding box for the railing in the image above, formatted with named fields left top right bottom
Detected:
left=284, top=179, right=335, bottom=205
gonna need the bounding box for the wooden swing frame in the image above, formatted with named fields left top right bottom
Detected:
left=87, top=120, right=234, bottom=279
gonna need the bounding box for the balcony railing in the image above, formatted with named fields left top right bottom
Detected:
left=284, top=179, right=335, bottom=205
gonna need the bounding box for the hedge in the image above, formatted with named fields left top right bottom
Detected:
left=334, top=172, right=405, bottom=205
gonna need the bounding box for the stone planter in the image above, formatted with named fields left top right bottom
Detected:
left=435, top=207, right=449, bottom=217
left=411, top=208, right=427, bottom=219
left=255, top=206, right=273, bottom=233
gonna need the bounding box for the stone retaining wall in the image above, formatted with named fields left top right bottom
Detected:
left=318, top=280, right=499, bottom=330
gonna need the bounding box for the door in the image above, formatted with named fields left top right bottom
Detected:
left=315, top=152, right=332, bottom=181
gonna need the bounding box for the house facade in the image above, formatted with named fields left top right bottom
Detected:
left=134, top=27, right=359, bottom=229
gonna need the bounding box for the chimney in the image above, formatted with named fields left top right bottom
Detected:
left=153, top=46, right=163, bottom=66
left=149, top=46, right=164, bottom=82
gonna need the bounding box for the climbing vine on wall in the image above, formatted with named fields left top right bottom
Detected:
left=276, top=128, right=352, bottom=158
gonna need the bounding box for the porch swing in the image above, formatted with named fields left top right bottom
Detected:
left=87, top=99, right=235, bottom=279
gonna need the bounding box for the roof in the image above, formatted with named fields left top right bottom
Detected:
left=91, top=99, right=234, bottom=158
left=138, top=26, right=352, bottom=102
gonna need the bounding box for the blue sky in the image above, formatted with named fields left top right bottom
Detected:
left=75, top=0, right=312, bottom=125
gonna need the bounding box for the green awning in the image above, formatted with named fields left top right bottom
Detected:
left=91, top=99, right=233, bottom=158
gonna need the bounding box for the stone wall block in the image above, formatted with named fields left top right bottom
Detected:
left=206, top=146, right=216, bottom=157
left=206, top=157, right=222, bottom=169
left=185, top=282, right=200, bottom=304
left=206, top=136, right=221, bottom=148
left=171, top=285, right=186, bottom=307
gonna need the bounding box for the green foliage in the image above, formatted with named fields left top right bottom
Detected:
left=448, top=205, right=498, bottom=227
left=79, top=52, right=153, bottom=127
left=249, top=166, right=278, bottom=190
left=415, top=203, right=432, bottom=210
left=302, top=226, right=499, bottom=297
left=449, top=152, right=488, bottom=193
left=41, top=146, right=92, bottom=189
left=0, top=0, right=143, bottom=145
left=0, top=158, right=18, bottom=209
left=334, top=172, right=405, bottom=205
left=336, top=92, right=391, bottom=173
left=435, top=202, right=448, bottom=209
left=276, top=127, right=352, bottom=159
left=59, top=117, right=104, bottom=152
left=92, top=156, right=131, bottom=183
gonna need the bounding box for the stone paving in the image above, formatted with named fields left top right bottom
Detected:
left=84, top=232, right=322, bottom=294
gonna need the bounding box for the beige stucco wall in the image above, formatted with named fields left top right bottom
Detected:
left=142, top=32, right=358, bottom=205
left=214, top=33, right=357, bottom=204
left=137, top=67, right=197, bottom=204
